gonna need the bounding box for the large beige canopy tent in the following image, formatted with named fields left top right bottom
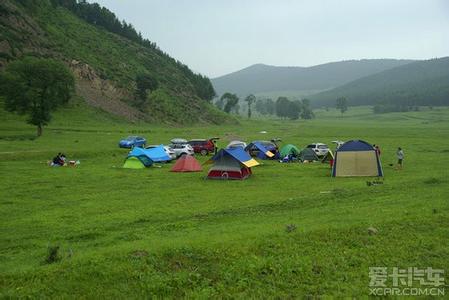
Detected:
left=332, top=140, right=383, bottom=177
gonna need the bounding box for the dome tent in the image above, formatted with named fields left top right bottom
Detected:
left=280, top=144, right=300, bottom=158
left=207, top=148, right=259, bottom=180
left=332, top=140, right=383, bottom=177
left=171, top=155, right=202, bottom=172
left=298, top=148, right=319, bottom=162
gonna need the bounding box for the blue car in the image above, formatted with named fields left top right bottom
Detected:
left=119, top=136, right=146, bottom=148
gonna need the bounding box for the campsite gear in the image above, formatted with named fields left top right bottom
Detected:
left=280, top=144, right=300, bottom=158
left=245, top=142, right=275, bottom=160
left=123, top=145, right=170, bottom=169
left=332, top=140, right=383, bottom=177
left=321, top=150, right=335, bottom=167
left=298, top=148, right=320, bottom=162
left=206, top=147, right=259, bottom=180
left=129, top=146, right=171, bottom=162
left=171, top=155, right=202, bottom=172
left=123, top=156, right=151, bottom=169
left=145, top=145, right=176, bottom=160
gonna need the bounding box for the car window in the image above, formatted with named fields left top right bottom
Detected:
left=306, top=145, right=315, bottom=148
left=318, top=145, right=328, bottom=149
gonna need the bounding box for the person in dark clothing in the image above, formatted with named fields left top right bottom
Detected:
left=52, top=153, right=62, bottom=165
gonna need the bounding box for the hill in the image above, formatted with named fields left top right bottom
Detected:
left=308, top=57, right=449, bottom=108
left=211, top=59, right=414, bottom=97
left=0, top=0, right=230, bottom=124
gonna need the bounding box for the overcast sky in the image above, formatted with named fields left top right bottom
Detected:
left=93, top=0, right=449, bottom=78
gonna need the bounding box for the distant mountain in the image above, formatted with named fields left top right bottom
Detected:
left=308, top=57, right=449, bottom=107
left=0, top=0, right=230, bottom=124
left=211, top=59, right=415, bottom=97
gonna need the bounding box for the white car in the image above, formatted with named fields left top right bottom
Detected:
left=306, top=143, right=329, bottom=157
left=226, top=140, right=247, bottom=149
left=169, top=138, right=194, bottom=157
left=146, top=145, right=176, bottom=161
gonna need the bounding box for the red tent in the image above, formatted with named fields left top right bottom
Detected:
left=170, top=155, right=202, bottom=172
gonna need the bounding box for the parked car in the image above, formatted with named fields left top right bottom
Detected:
left=247, top=140, right=279, bottom=156
left=226, top=140, right=247, bottom=149
left=306, top=143, right=330, bottom=157
left=188, top=138, right=219, bottom=155
left=169, top=138, right=194, bottom=157
left=118, top=136, right=146, bottom=148
left=145, top=145, right=176, bottom=161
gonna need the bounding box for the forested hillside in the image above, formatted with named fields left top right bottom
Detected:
left=211, top=59, right=414, bottom=97
left=308, top=57, right=449, bottom=108
left=0, top=0, right=229, bottom=124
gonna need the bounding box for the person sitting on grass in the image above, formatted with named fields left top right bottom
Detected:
left=51, top=153, right=62, bottom=166
left=396, top=147, right=404, bottom=170
left=60, top=153, right=67, bottom=165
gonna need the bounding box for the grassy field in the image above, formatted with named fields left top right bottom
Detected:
left=1, top=104, right=448, bottom=297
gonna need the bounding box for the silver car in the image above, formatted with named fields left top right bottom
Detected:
left=169, top=138, right=194, bottom=158
left=306, top=143, right=330, bottom=157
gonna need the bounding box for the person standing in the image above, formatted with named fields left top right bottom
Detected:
left=375, top=145, right=381, bottom=156
left=396, top=147, right=404, bottom=170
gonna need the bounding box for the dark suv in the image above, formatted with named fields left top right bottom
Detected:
left=188, top=138, right=219, bottom=155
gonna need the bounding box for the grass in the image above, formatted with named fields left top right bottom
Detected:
left=1, top=105, right=448, bottom=297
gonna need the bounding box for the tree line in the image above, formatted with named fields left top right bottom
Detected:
left=215, top=93, right=315, bottom=120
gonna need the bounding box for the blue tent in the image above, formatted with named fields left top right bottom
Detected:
left=332, top=140, right=383, bottom=177
left=245, top=142, right=275, bottom=160
left=208, top=147, right=259, bottom=168
left=129, top=145, right=171, bottom=162
left=207, top=147, right=260, bottom=179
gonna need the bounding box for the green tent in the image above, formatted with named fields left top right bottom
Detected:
left=280, top=144, right=300, bottom=157
left=298, top=148, right=320, bottom=162
left=123, top=156, right=146, bottom=169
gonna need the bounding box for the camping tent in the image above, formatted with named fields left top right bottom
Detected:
left=298, top=148, right=319, bottom=162
left=171, top=155, right=202, bottom=172
left=280, top=144, right=300, bottom=158
left=123, top=145, right=170, bottom=169
left=245, top=142, right=275, bottom=160
left=332, top=140, right=383, bottom=177
left=321, top=150, right=335, bottom=164
left=123, top=156, right=153, bottom=169
left=207, top=147, right=259, bottom=180
left=129, top=146, right=171, bottom=162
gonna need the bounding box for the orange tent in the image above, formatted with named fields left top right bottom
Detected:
left=170, top=155, right=202, bottom=172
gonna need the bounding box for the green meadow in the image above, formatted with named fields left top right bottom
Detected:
left=1, top=103, right=448, bottom=298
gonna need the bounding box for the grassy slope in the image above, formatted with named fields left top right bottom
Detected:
left=0, top=105, right=448, bottom=297
left=1, top=0, right=230, bottom=124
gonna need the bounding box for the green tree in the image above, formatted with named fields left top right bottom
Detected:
left=275, top=97, right=290, bottom=119
left=300, top=98, right=315, bottom=119
left=135, top=73, right=158, bottom=109
left=244, top=94, right=256, bottom=119
left=0, top=57, right=75, bottom=136
left=336, top=97, right=348, bottom=114
left=215, top=98, right=224, bottom=110
left=221, top=92, right=239, bottom=114
left=265, top=99, right=275, bottom=115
